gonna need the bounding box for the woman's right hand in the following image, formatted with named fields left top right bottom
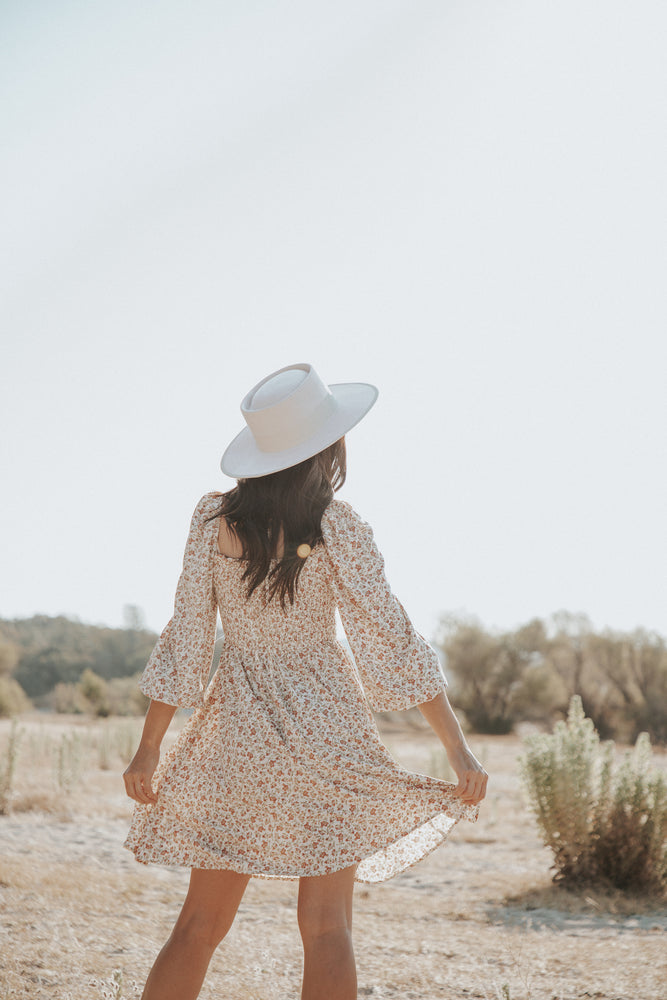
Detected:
left=446, top=742, right=488, bottom=806
left=123, top=744, right=160, bottom=805
left=418, top=691, right=489, bottom=806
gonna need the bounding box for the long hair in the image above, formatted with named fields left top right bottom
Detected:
left=207, top=438, right=346, bottom=608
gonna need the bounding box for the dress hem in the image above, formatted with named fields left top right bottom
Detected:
left=123, top=802, right=475, bottom=885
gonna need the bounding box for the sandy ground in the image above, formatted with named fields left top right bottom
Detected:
left=0, top=714, right=665, bottom=1000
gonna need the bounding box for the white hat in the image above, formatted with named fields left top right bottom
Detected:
left=221, top=363, right=378, bottom=479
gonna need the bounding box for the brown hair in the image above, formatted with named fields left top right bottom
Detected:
left=207, top=438, right=346, bottom=608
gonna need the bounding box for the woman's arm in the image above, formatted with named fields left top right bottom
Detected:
left=123, top=700, right=177, bottom=805
left=417, top=690, right=488, bottom=806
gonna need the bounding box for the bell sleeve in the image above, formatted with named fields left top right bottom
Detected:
left=139, top=492, right=221, bottom=708
left=321, top=499, right=447, bottom=712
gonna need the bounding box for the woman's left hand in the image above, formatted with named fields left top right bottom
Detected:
left=123, top=745, right=160, bottom=805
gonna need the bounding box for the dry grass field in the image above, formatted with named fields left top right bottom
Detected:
left=1, top=713, right=665, bottom=1000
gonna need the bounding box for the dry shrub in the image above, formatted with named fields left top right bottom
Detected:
left=51, top=681, right=91, bottom=714
left=106, top=675, right=149, bottom=717
left=0, top=675, right=32, bottom=717
left=51, top=672, right=147, bottom=718
left=78, top=668, right=111, bottom=716
left=519, top=695, right=667, bottom=894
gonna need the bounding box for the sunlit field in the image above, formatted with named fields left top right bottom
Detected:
left=1, top=714, right=665, bottom=1000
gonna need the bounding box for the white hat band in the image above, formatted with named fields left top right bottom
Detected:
left=246, top=391, right=337, bottom=454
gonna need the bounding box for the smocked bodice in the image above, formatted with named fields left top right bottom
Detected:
left=212, top=546, right=337, bottom=651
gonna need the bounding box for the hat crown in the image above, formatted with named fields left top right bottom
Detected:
left=247, top=367, right=308, bottom=410
left=241, top=364, right=335, bottom=455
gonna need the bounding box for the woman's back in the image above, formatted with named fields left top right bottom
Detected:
left=213, top=526, right=337, bottom=651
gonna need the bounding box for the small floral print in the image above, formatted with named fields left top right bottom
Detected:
left=125, top=495, right=478, bottom=883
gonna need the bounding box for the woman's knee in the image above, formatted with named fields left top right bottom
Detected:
left=298, top=899, right=352, bottom=941
left=297, top=866, right=356, bottom=941
left=170, top=910, right=229, bottom=952
left=173, top=868, right=250, bottom=951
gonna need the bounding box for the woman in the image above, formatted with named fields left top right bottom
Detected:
left=124, top=362, right=488, bottom=1000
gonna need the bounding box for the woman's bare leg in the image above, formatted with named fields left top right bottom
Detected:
left=141, top=868, right=250, bottom=1000
left=297, top=865, right=357, bottom=1000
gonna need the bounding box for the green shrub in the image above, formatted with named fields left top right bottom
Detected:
left=519, top=695, right=667, bottom=894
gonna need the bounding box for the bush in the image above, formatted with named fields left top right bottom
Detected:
left=78, top=668, right=111, bottom=716
left=519, top=695, right=667, bottom=894
left=106, top=675, right=149, bottom=716
left=0, top=676, right=32, bottom=717
left=51, top=682, right=90, bottom=714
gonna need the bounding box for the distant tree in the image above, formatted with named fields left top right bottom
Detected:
left=2, top=614, right=157, bottom=699
left=587, top=628, right=667, bottom=744
left=123, top=604, right=146, bottom=632
left=434, top=614, right=561, bottom=734
left=542, top=611, right=617, bottom=737
left=14, top=646, right=86, bottom=698
left=542, top=613, right=667, bottom=744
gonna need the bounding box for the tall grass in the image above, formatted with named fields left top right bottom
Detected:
left=1, top=719, right=145, bottom=812
left=54, top=731, right=85, bottom=793
left=0, top=719, right=23, bottom=814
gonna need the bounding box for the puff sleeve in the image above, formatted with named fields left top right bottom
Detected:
left=139, top=493, right=221, bottom=708
left=321, top=499, right=447, bottom=712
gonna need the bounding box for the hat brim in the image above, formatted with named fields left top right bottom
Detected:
left=220, top=382, right=378, bottom=479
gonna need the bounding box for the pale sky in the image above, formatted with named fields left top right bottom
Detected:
left=2, top=0, right=666, bottom=642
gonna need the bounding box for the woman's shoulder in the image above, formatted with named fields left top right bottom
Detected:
left=190, top=491, right=224, bottom=525
left=322, top=496, right=361, bottom=523
left=321, top=497, right=373, bottom=542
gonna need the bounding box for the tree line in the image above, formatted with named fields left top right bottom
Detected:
left=1, top=607, right=666, bottom=743
left=435, top=610, right=667, bottom=744
left=0, top=607, right=157, bottom=717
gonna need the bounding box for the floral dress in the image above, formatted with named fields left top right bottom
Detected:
left=124, top=493, right=478, bottom=883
